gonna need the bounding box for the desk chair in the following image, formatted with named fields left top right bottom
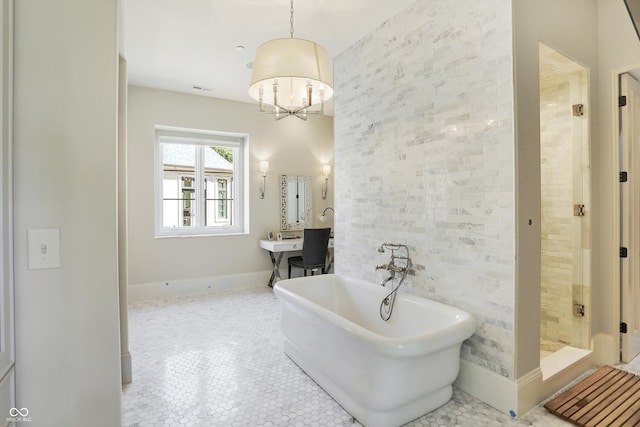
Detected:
left=288, top=228, right=331, bottom=278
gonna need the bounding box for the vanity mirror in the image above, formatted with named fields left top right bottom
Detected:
left=280, top=175, right=312, bottom=231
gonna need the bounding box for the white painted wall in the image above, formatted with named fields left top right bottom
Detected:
left=118, top=57, right=132, bottom=384
left=514, top=0, right=640, bottom=373
left=0, top=0, right=15, bottom=418
left=13, top=0, right=122, bottom=426
left=512, top=0, right=600, bottom=380
left=126, top=85, right=334, bottom=295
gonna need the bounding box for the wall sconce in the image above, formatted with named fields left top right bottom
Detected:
left=259, top=160, right=269, bottom=199
left=318, top=207, right=334, bottom=222
left=322, top=165, right=331, bottom=199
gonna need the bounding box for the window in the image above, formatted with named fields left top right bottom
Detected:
left=155, top=127, right=248, bottom=237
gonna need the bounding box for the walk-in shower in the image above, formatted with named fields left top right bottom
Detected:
left=538, top=43, right=591, bottom=379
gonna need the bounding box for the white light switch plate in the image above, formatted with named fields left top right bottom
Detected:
left=27, top=228, right=61, bottom=270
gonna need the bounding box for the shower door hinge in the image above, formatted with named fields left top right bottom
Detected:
left=573, top=304, right=585, bottom=317
left=620, top=95, right=627, bottom=107
left=573, top=204, right=585, bottom=216
left=621, top=322, right=628, bottom=334
left=621, top=247, right=628, bottom=258
left=572, top=104, right=584, bottom=116
left=620, top=171, right=628, bottom=182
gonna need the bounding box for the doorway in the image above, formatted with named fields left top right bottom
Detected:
left=619, top=69, right=640, bottom=363
left=538, top=44, right=591, bottom=379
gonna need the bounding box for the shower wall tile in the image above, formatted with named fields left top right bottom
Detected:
left=539, top=69, right=588, bottom=348
left=333, top=0, right=516, bottom=379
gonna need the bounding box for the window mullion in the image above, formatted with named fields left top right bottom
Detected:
left=232, top=146, right=240, bottom=228
left=195, top=146, right=205, bottom=228
left=156, top=142, right=164, bottom=230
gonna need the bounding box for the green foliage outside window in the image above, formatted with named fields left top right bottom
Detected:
left=211, top=146, right=233, bottom=163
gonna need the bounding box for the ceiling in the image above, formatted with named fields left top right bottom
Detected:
left=122, top=0, right=415, bottom=114
left=539, top=44, right=586, bottom=82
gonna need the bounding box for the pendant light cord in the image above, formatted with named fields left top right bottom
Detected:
left=289, top=0, right=294, bottom=38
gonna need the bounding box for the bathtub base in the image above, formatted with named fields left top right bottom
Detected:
left=274, top=275, right=475, bottom=427
left=283, top=340, right=452, bottom=427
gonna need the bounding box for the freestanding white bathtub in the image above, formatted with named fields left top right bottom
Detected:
left=273, top=274, right=476, bottom=427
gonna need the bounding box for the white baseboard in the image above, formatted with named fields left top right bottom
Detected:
left=128, top=271, right=271, bottom=302
left=0, top=368, right=14, bottom=427
left=517, top=366, right=544, bottom=417
left=454, top=359, right=543, bottom=418
left=592, top=332, right=618, bottom=365
left=121, top=350, right=132, bottom=385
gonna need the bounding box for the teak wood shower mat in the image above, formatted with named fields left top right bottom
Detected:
left=544, top=365, right=640, bottom=426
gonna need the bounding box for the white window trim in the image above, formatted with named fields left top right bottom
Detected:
left=154, top=126, right=249, bottom=237
left=208, top=175, right=231, bottom=224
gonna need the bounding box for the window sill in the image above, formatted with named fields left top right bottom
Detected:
left=154, top=230, right=249, bottom=239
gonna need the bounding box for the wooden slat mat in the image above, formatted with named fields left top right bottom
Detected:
left=544, top=366, right=640, bottom=426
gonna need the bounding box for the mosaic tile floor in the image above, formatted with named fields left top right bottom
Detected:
left=122, top=287, right=576, bottom=427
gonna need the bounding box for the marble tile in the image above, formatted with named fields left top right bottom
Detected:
left=121, top=287, right=573, bottom=426
left=539, top=68, right=584, bottom=349
left=333, top=0, right=516, bottom=380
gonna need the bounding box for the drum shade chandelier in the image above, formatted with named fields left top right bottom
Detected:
left=248, top=0, right=334, bottom=120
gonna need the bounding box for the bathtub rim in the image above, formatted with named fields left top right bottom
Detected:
left=274, top=273, right=476, bottom=358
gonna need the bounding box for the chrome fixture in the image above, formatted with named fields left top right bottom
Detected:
left=317, top=207, right=334, bottom=222
left=321, top=165, right=331, bottom=199
left=248, top=0, right=334, bottom=120
left=375, top=243, right=411, bottom=321
left=379, top=275, right=395, bottom=287
left=259, top=160, right=269, bottom=199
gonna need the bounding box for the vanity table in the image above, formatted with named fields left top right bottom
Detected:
left=260, top=238, right=334, bottom=287
left=261, top=173, right=334, bottom=287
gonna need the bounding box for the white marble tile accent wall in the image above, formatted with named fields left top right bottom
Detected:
left=333, top=0, right=516, bottom=379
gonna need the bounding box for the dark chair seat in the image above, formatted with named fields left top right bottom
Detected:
left=288, top=228, right=331, bottom=278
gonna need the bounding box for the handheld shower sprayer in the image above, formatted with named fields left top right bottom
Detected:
left=375, top=243, right=412, bottom=321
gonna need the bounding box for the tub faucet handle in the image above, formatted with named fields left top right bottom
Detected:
left=380, top=276, right=395, bottom=287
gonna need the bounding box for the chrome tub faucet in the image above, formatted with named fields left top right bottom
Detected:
left=375, top=243, right=412, bottom=321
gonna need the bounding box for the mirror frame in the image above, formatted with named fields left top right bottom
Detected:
left=280, top=174, right=312, bottom=231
